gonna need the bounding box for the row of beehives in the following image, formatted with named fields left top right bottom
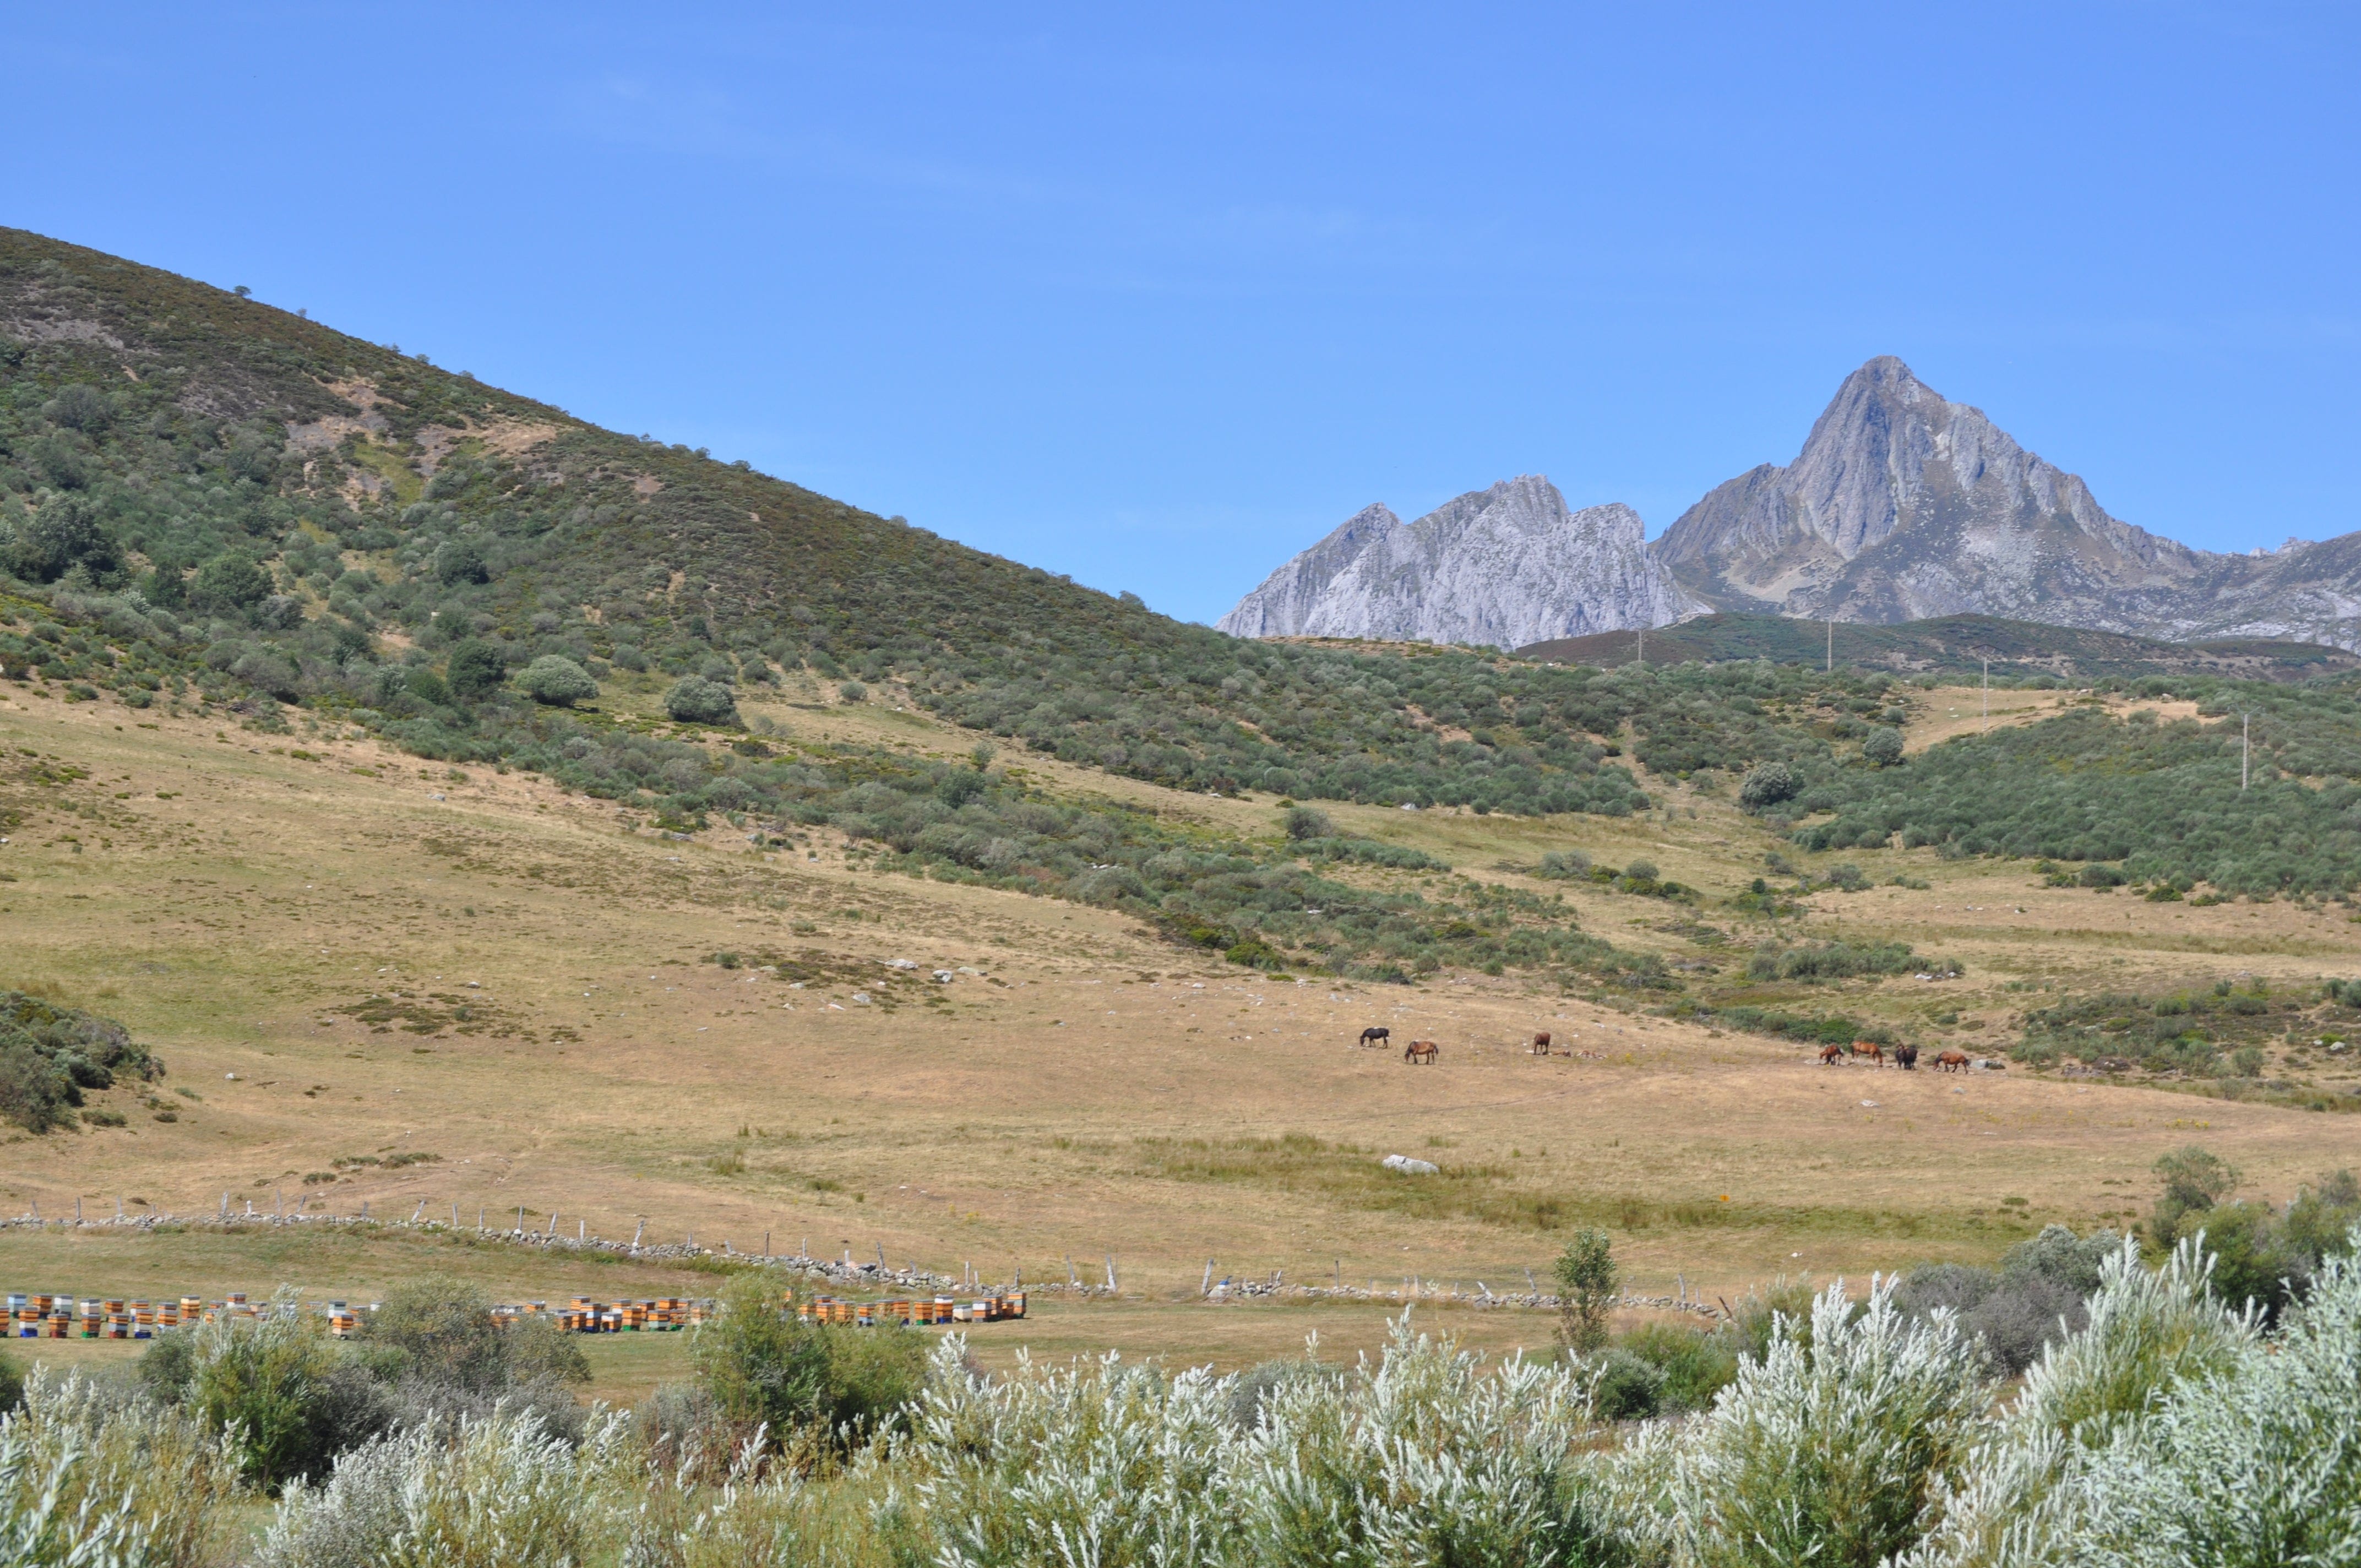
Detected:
left=6, top=1291, right=284, bottom=1339
left=7, top=1288, right=1028, bottom=1340
left=798, top=1291, right=1025, bottom=1326
left=493, top=1297, right=706, bottom=1333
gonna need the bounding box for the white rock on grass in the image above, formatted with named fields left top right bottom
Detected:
left=1381, top=1154, right=1440, bottom=1175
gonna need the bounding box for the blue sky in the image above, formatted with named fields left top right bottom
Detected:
left=8, top=4, right=2355, bottom=623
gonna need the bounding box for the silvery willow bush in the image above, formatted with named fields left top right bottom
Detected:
left=26, top=1229, right=2361, bottom=1568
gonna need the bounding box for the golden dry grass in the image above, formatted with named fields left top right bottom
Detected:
left=2, top=677, right=2355, bottom=1370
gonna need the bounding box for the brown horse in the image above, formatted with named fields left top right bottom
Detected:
left=1359, top=1026, right=1390, bottom=1048
left=1531, top=1031, right=1553, bottom=1055
left=1818, top=1043, right=1846, bottom=1065
left=1404, top=1040, right=1439, bottom=1065
left=1895, top=1044, right=1920, bottom=1071
left=1935, top=1049, right=1971, bottom=1073
left=1848, top=1041, right=1885, bottom=1067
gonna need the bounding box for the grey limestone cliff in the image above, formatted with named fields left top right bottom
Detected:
left=1217, top=475, right=1705, bottom=647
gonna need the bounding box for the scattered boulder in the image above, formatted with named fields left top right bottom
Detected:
left=1381, top=1154, right=1439, bottom=1175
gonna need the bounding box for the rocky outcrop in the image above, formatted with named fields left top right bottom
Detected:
left=1217, top=476, right=1705, bottom=647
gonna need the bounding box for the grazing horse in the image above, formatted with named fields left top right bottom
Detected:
left=1848, top=1040, right=1886, bottom=1067
left=1818, top=1043, right=1846, bottom=1066
left=1531, top=1031, right=1553, bottom=1055
left=1895, top=1044, right=1919, bottom=1071
left=1935, top=1049, right=1971, bottom=1073
left=1359, top=1026, right=1390, bottom=1048
left=1404, top=1039, right=1439, bottom=1065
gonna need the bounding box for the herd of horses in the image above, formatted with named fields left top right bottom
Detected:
left=1356, top=1025, right=1554, bottom=1065
left=1817, top=1039, right=1971, bottom=1071
left=1354, top=1025, right=1962, bottom=1072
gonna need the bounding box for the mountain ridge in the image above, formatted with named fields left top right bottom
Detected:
left=1225, top=356, right=2361, bottom=651
left=1216, top=475, right=1704, bottom=647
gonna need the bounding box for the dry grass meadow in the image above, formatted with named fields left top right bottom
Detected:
left=4, top=672, right=2357, bottom=1395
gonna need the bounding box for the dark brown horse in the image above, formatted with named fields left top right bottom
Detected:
left=1895, top=1044, right=1919, bottom=1071
left=1531, top=1031, right=1553, bottom=1055
left=1848, top=1041, right=1885, bottom=1067
left=1404, top=1040, right=1438, bottom=1065
left=1359, top=1027, right=1390, bottom=1048
left=1935, top=1049, right=1971, bottom=1073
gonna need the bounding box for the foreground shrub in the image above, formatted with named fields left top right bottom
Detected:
left=0, top=1369, right=237, bottom=1568
left=1620, top=1278, right=1988, bottom=1568
left=255, top=1408, right=632, bottom=1568
left=1898, top=1234, right=2257, bottom=1568
left=2068, top=1229, right=2361, bottom=1567
left=1230, top=1324, right=1617, bottom=1567
left=692, top=1273, right=927, bottom=1447
left=139, top=1292, right=386, bottom=1490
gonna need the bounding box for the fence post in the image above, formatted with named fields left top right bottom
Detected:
left=630, top=1219, right=644, bottom=1252
left=1202, top=1259, right=1214, bottom=1295
left=1106, top=1256, right=1117, bottom=1292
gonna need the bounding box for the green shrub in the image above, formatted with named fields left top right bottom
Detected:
left=689, top=1273, right=924, bottom=1446
left=1863, top=726, right=1905, bottom=766
left=1619, top=1321, right=1740, bottom=1412
left=666, top=676, right=738, bottom=725
left=433, top=538, right=489, bottom=585
left=146, top=1294, right=387, bottom=1490
left=1624, top=1280, right=1988, bottom=1568
left=1590, top=1347, right=1666, bottom=1420
left=1282, top=804, right=1332, bottom=840
left=517, top=655, right=597, bottom=707
left=0, top=992, right=161, bottom=1135
left=444, top=639, right=505, bottom=701
left=1741, top=761, right=1799, bottom=809
left=1553, top=1228, right=1618, bottom=1353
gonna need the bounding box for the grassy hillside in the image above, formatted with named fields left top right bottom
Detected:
left=1518, top=612, right=2361, bottom=680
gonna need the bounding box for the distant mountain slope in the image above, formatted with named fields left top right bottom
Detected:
left=1516, top=612, right=2361, bottom=683
left=1216, top=476, right=1704, bottom=646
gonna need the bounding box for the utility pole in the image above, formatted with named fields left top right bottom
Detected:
left=1634, top=626, right=1644, bottom=667
left=1982, top=657, right=1990, bottom=733
left=1826, top=618, right=1834, bottom=673
left=2242, top=713, right=2250, bottom=791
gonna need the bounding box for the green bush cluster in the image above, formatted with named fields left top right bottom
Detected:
left=135, top=1275, right=593, bottom=1491
left=1792, top=693, right=2361, bottom=893
left=0, top=990, right=161, bottom=1134
left=2141, top=1148, right=2361, bottom=1317
left=1744, top=939, right=1944, bottom=983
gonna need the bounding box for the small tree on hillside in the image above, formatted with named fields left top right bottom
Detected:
left=1863, top=726, right=1905, bottom=766
left=1740, top=761, right=1799, bottom=810
left=666, top=675, right=738, bottom=725
left=519, top=655, right=598, bottom=707
left=1284, top=805, right=1333, bottom=840
left=445, top=639, right=506, bottom=701
left=1553, top=1228, right=1619, bottom=1353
